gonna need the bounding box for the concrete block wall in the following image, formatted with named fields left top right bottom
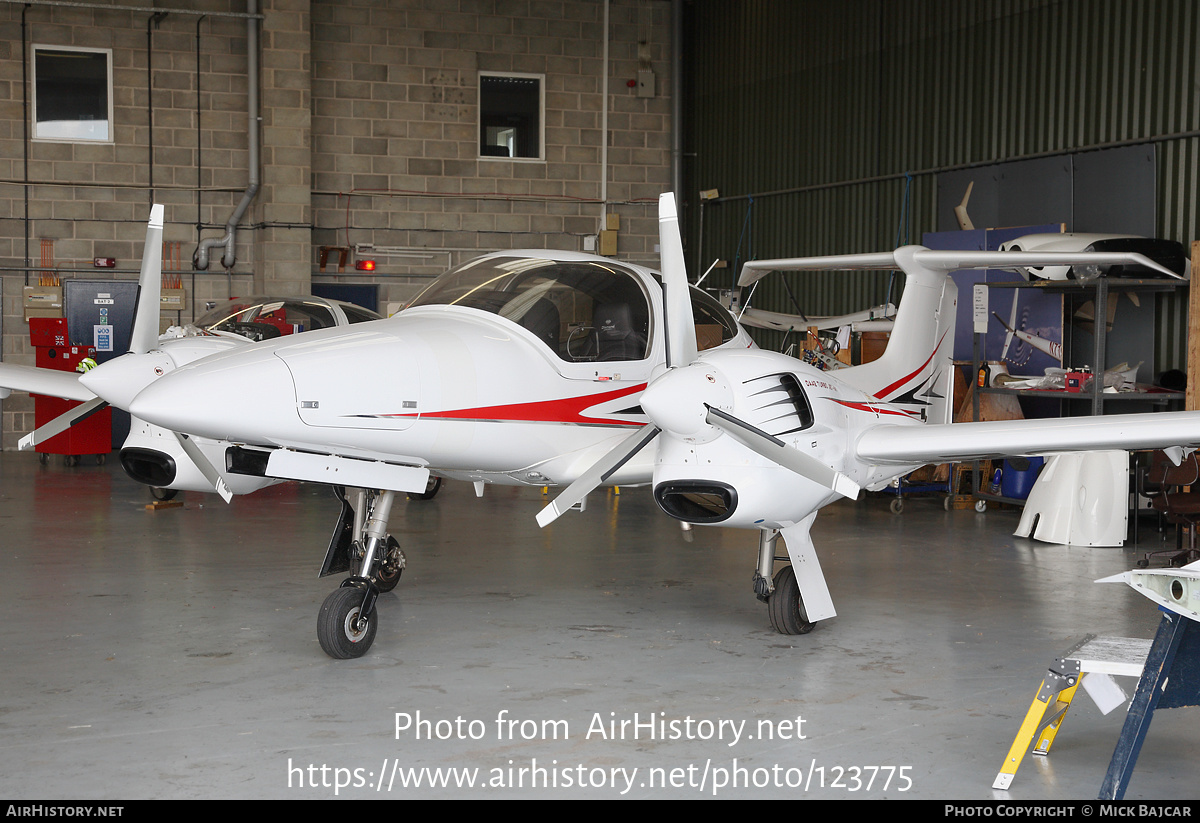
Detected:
left=0, top=0, right=673, bottom=448
left=309, top=0, right=673, bottom=308
left=0, top=1, right=255, bottom=449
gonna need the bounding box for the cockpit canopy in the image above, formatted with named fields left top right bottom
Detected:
left=189, top=296, right=380, bottom=341
left=407, top=255, right=739, bottom=362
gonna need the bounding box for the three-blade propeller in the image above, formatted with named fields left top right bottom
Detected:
left=536, top=193, right=857, bottom=528
left=18, top=204, right=235, bottom=501
left=17, top=204, right=165, bottom=452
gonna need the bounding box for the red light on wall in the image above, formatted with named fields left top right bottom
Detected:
left=355, top=259, right=376, bottom=271
left=94, top=257, right=116, bottom=268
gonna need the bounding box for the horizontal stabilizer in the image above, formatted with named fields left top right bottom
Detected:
left=738, top=248, right=1178, bottom=287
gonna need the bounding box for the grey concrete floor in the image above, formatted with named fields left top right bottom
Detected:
left=0, top=450, right=1196, bottom=800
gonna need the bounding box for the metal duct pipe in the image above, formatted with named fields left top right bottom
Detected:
left=195, top=0, right=259, bottom=270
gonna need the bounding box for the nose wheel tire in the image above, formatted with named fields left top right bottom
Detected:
left=317, top=586, right=377, bottom=659
left=767, top=565, right=814, bottom=635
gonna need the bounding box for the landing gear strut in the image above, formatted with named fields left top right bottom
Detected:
left=753, top=528, right=815, bottom=635
left=317, top=487, right=402, bottom=659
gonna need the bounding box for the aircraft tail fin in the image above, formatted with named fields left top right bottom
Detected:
left=737, top=246, right=1178, bottom=424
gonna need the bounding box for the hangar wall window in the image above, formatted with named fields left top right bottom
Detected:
left=479, top=73, right=543, bottom=160
left=32, top=45, right=113, bottom=142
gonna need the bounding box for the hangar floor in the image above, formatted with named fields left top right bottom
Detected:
left=0, top=450, right=1196, bottom=801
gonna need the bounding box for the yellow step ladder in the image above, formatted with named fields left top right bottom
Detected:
left=993, top=634, right=1151, bottom=790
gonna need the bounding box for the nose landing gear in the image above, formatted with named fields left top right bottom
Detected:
left=316, top=487, right=404, bottom=659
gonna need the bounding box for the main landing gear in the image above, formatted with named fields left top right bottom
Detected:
left=317, top=487, right=407, bottom=658
left=752, top=528, right=814, bottom=635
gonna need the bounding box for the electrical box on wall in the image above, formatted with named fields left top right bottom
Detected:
left=637, top=69, right=655, bottom=98
left=599, top=230, right=617, bottom=256
left=24, top=285, right=63, bottom=320
left=160, top=288, right=186, bottom=311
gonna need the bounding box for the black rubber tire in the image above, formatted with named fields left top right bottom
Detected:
left=150, top=486, right=178, bottom=501
left=767, top=565, right=814, bottom=635
left=890, top=497, right=903, bottom=514
left=373, top=536, right=403, bottom=593
left=407, top=476, right=442, bottom=501
left=317, top=587, right=377, bottom=659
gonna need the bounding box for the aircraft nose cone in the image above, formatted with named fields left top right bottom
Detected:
left=79, top=352, right=173, bottom=410
left=130, top=347, right=296, bottom=442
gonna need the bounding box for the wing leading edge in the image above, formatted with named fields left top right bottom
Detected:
left=854, top=412, right=1200, bottom=466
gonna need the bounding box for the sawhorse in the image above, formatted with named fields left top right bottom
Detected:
left=994, top=610, right=1200, bottom=799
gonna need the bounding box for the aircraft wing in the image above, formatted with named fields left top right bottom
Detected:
left=0, top=362, right=96, bottom=402
left=853, top=412, right=1200, bottom=465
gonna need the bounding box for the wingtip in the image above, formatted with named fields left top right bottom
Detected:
left=149, top=203, right=164, bottom=229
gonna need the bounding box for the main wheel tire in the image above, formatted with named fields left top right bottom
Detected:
left=373, top=535, right=404, bottom=593
left=317, top=587, right=377, bottom=659
left=407, top=476, right=442, bottom=501
left=767, top=565, right=815, bottom=635
left=150, top=486, right=178, bottom=501
left=890, top=497, right=904, bottom=514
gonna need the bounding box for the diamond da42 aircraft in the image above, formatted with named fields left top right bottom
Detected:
left=24, top=195, right=1200, bottom=659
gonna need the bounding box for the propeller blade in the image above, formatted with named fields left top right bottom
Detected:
left=18, top=397, right=109, bottom=451
left=536, top=425, right=660, bottom=527
left=705, top=405, right=860, bottom=500
left=130, top=204, right=165, bottom=355
left=173, top=431, right=233, bottom=503
left=658, top=193, right=697, bottom=369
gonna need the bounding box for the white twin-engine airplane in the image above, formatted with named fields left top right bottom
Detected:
left=15, top=196, right=1200, bottom=659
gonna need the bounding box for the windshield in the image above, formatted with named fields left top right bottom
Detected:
left=408, top=257, right=652, bottom=362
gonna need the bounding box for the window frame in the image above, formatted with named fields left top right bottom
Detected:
left=31, top=44, right=114, bottom=144
left=477, top=71, right=545, bottom=162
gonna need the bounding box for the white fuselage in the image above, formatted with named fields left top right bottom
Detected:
left=129, top=265, right=760, bottom=492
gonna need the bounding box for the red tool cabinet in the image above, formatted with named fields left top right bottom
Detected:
left=29, top=317, right=111, bottom=464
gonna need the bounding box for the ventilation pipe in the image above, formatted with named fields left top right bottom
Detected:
left=195, top=0, right=259, bottom=270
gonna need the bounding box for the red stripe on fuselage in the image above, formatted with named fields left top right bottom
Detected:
left=382, top=382, right=647, bottom=427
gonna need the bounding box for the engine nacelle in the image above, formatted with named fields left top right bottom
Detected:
left=651, top=434, right=838, bottom=530
left=119, top=416, right=277, bottom=495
